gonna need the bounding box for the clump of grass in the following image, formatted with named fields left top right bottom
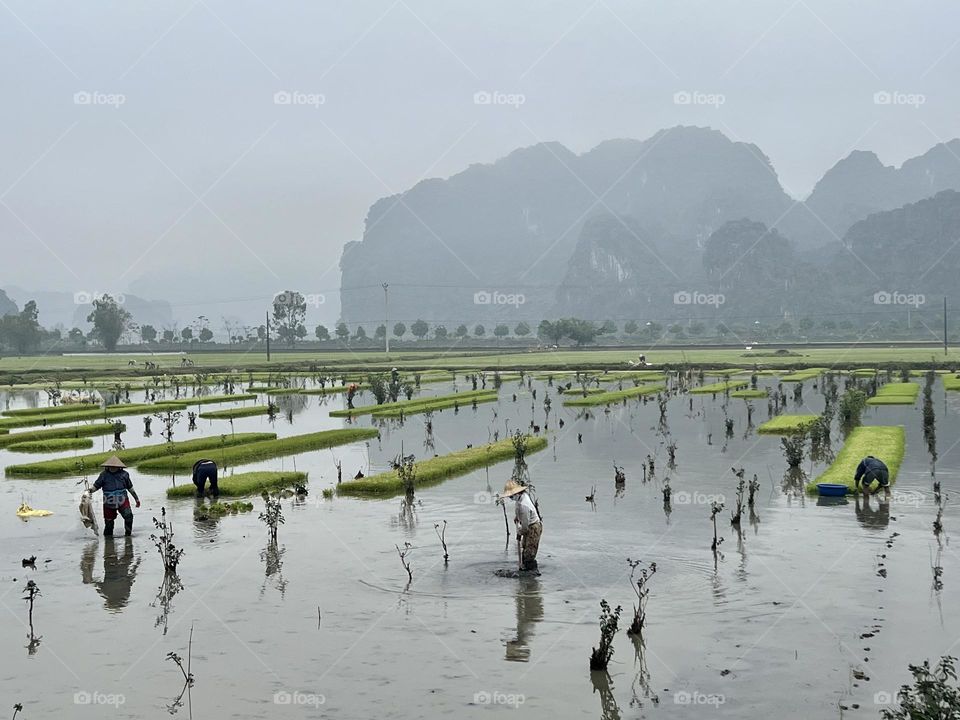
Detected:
left=589, top=600, right=622, bottom=671
left=805, top=426, right=905, bottom=494
left=689, top=380, right=748, bottom=395
left=338, top=436, right=547, bottom=496
left=199, top=405, right=272, bottom=420
left=166, top=471, right=307, bottom=498
left=321, top=487, right=334, bottom=499
left=563, top=384, right=665, bottom=406
left=7, top=437, right=95, bottom=453
left=194, top=501, right=254, bottom=520
left=138, top=428, right=379, bottom=472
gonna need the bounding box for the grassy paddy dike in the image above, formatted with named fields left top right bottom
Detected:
left=329, top=389, right=496, bottom=418
left=338, top=435, right=547, bottom=496
left=730, top=388, right=768, bottom=399
left=0, top=422, right=122, bottom=448
left=136, top=427, right=380, bottom=473
left=5, top=432, right=276, bottom=477
left=757, top=414, right=818, bottom=434
left=867, top=382, right=921, bottom=405
left=199, top=405, right=273, bottom=420
left=7, top=437, right=95, bottom=453
left=166, top=470, right=308, bottom=498
left=806, top=426, right=905, bottom=494
left=562, top=384, right=665, bottom=406
left=689, top=379, right=749, bottom=395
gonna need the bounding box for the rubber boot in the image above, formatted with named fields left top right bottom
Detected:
left=103, top=519, right=115, bottom=537
left=124, top=517, right=133, bottom=536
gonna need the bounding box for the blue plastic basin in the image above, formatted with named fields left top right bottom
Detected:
left=817, top=483, right=848, bottom=497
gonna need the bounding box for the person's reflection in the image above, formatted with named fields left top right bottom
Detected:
left=504, top=575, right=543, bottom=662
left=81, top=538, right=141, bottom=610
left=855, top=492, right=890, bottom=529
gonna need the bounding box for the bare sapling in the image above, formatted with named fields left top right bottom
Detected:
left=259, top=492, right=285, bottom=544
left=23, top=580, right=41, bottom=648
left=396, top=542, right=413, bottom=583
left=166, top=623, right=195, bottom=715
left=748, top=474, right=760, bottom=507
left=626, top=559, right=657, bottom=636
left=434, top=521, right=449, bottom=564
left=710, top=501, right=725, bottom=552
left=730, top=468, right=746, bottom=525
left=151, top=507, right=184, bottom=576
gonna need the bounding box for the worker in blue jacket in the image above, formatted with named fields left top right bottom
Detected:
left=854, top=456, right=891, bottom=498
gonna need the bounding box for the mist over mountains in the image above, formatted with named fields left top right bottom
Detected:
left=340, top=126, right=960, bottom=329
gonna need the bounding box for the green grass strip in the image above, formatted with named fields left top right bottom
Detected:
left=0, top=401, right=188, bottom=429
left=806, top=426, right=905, bottom=494
left=562, top=384, right=666, bottom=406
left=780, top=368, right=827, bottom=382
left=730, top=389, right=768, bottom=398
left=757, top=414, right=818, bottom=435
left=689, top=380, right=749, bottom=395
left=137, top=427, right=380, bottom=473
left=338, top=436, right=547, bottom=496
left=0, top=423, right=122, bottom=448
left=372, top=391, right=498, bottom=418
left=943, top=375, right=960, bottom=391
left=199, top=405, right=273, bottom=420
left=866, top=382, right=920, bottom=405
left=850, top=369, right=880, bottom=377
left=5, top=432, right=276, bottom=478
left=167, top=470, right=308, bottom=498
left=4, top=403, right=108, bottom=417
left=7, top=437, right=95, bottom=453
left=330, top=389, right=496, bottom=418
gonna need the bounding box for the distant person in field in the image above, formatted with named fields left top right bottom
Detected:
left=502, top=480, right=542, bottom=573
left=90, top=456, right=140, bottom=537
left=192, top=459, right=219, bottom=498
left=855, top=456, right=891, bottom=498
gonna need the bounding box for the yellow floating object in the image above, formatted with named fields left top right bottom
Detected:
left=16, top=503, right=53, bottom=518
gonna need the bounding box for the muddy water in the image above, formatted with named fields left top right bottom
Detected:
left=1, top=375, right=958, bottom=719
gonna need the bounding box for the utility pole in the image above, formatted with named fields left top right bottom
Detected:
left=266, top=310, right=271, bottom=362
left=382, top=282, right=390, bottom=354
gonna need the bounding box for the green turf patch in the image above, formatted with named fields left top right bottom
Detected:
left=850, top=368, right=880, bottom=377
left=562, top=384, right=666, bottom=406
left=757, top=414, right=818, bottom=435
left=199, top=405, right=273, bottom=420
left=943, top=375, right=960, bottom=391
left=866, top=382, right=920, bottom=405
left=806, top=426, right=905, bottom=494
left=730, top=389, right=768, bottom=398
left=689, top=380, right=749, bottom=395
left=705, top=369, right=747, bottom=376
left=3, top=403, right=107, bottom=418
left=138, top=427, right=379, bottom=473
left=167, top=470, right=308, bottom=498
left=372, top=391, right=498, bottom=418
left=7, top=437, right=95, bottom=453
left=338, top=436, right=547, bottom=496
left=780, top=368, right=827, bottom=382
left=4, top=432, right=276, bottom=478
left=0, top=401, right=188, bottom=430
left=193, top=500, right=255, bottom=519
left=330, top=389, right=496, bottom=418
left=0, top=423, right=122, bottom=449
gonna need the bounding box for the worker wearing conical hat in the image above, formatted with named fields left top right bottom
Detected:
left=502, top=480, right=542, bottom=573
left=90, top=456, right=141, bottom=537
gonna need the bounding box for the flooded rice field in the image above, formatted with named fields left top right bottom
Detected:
left=2, top=371, right=957, bottom=719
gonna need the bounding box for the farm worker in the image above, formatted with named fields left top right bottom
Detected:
left=90, top=456, right=140, bottom=537
left=191, top=458, right=219, bottom=498
left=854, top=456, right=891, bottom=498
left=501, top=480, right=542, bottom=572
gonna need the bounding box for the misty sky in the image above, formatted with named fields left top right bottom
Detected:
left=1, top=0, right=958, bottom=327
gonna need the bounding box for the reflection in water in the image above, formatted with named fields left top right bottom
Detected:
left=855, top=493, right=891, bottom=529
left=782, top=467, right=807, bottom=503
left=261, top=542, right=288, bottom=597
left=504, top=575, right=543, bottom=662
left=590, top=671, right=621, bottom=720
left=81, top=538, right=141, bottom=611
left=629, top=635, right=659, bottom=709
left=192, top=499, right=222, bottom=542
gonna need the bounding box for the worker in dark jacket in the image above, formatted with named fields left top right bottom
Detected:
left=192, top=458, right=219, bottom=498
left=91, top=456, right=140, bottom=536
left=855, top=456, right=891, bottom=498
